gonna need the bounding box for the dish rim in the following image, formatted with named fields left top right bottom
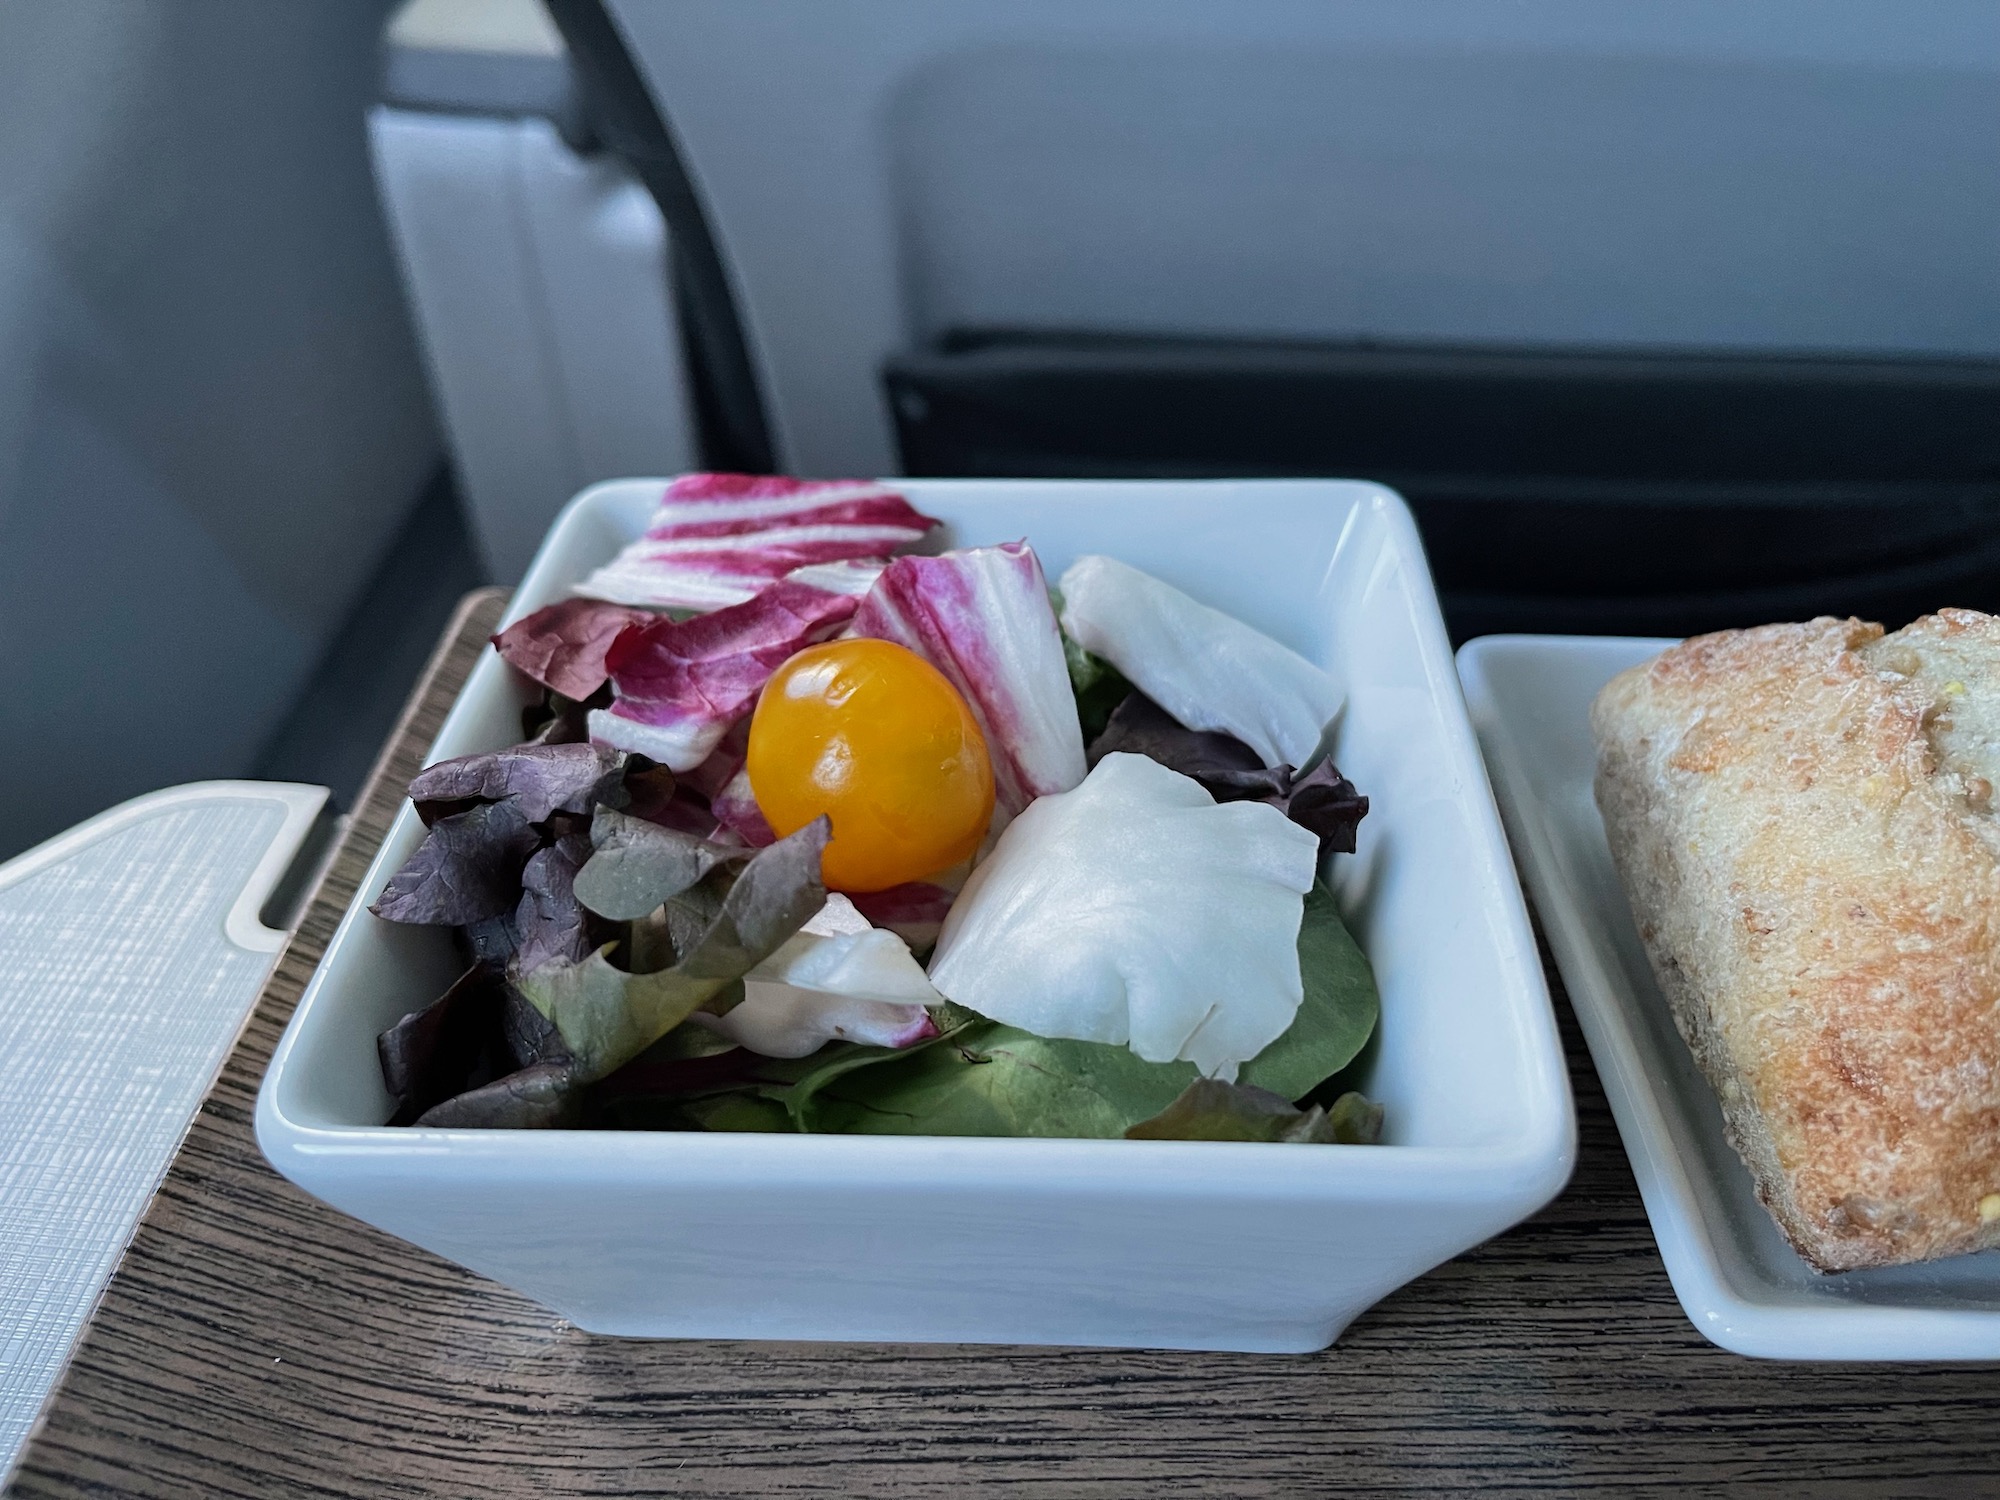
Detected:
left=1459, top=630, right=2000, bottom=1360
left=258, top=479, right=1574, bottom=1206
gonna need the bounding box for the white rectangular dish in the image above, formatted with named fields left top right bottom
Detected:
left=1459, top=633, right=2000, bottom=1361
left=256, top=478, right=1574, bottom=1352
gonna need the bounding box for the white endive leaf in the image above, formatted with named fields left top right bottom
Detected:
left=1056, top=555, right=1342, bottom=769
left=695, top=894, right=942, bottom=1058
left=927, top=753, right=1319, bottom=1078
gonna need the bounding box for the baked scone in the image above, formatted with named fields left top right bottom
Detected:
left=1592, top=610, right=2000, bottom=1271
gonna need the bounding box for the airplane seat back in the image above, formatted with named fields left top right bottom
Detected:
left=0, top=0, right=441, bottom=857
left=589, top=0, right=2000, bottom=637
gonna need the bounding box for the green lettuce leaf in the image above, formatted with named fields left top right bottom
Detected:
left=1235, top=880, right=1377, bottom=1101
left=680, top=1091, right=795, bottom=1132
left=415, top=1061, right=580, bottom=1128
left=516, top=817, right=829, bottom=1081
left=572, top=807, right=748, bottom=921
left=1124, top=1077, right=1379, bottom=1143
left=1324, top=1089, right=1386, bottom=1144
left=1054, top=591, right=1134, bottom=744
left=800, top=1018, right=1196, bottom=1137
left=791, top=884, right=1377, bottom=1136
left=561, top=873, right=1382, bottom=1136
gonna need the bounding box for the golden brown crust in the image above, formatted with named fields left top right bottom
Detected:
left=1592, top=613, right=2000, bottom=1271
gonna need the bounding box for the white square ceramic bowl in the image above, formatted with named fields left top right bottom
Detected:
left=256, top=478, right=1574, bottom=1352
left=1459, top=634, right=2000, bottom=1360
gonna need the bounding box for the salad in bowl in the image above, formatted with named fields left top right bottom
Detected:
left=367, top=474, right=1380, bottom=1145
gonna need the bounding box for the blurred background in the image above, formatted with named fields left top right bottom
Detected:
left=3, top=0, right=1999, bottom=858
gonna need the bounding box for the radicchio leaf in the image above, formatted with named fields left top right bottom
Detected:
left=492, top=598, right=656, bottom=700
left=845, top=880, right=959, bottom=953
left=370, top=800, right=540, bottom=925
left=678, top=717, right=750, bottom=800
left=1057, top=554, right=1342, bottom=769
left=575, top=473, right=940, bottom=611
left=409, top=742, right=624, bottom=825
left=851, top=541, right=1086, bottom=817
left=710, top=767, right=776, bottom=847
left=588, top=579, right=860, bottom=771
left=516, top=817, right=831, bottom=1081
left=677, top=719, right=774, bottom=846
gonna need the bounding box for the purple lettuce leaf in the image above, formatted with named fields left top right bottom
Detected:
left=377, top=963, right=513, bottom=1125
left=851, top=541, right=1086, bottom=817
left=1279, top=759, right=1370, bottom=856
left=369, top=800, right=540, bottom=925
left=514, top=830, right=598, bottom=971
left=379, top=961, right=580, bottom=1128
left=614, top=759, right=682, bottom=824
left=1057, top=554, right=1343, bottom=770
left=1061, top=626, right=1134, bottom=743
left=408, top=742, right=624, bottom=826
left=493, top=598, right=656, bottom=701
left=1086, top=691, right=1368, bottom=855
left=1086, top=692, right=1289, bottom=801
left=521, top=683, right=611, bottom=747
left=588, top=578, right=862, bottom=771
left=462, top=912, right=520, bottom=970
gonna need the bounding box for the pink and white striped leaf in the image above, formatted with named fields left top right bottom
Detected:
left=587, top=579, right=858, bottom=771
left=710, top=766, right=777, bottom=848
left=851, top=541, right=1086, bottom=817
left=575, top=473, right=939, bottom=611
left=845, top=880, right=961, bottom=953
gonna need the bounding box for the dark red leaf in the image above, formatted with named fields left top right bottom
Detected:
left=493, top=598, right=656, bottom=700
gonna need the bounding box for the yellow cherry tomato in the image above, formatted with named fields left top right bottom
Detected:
left=746, top=638, right=995, bottom=892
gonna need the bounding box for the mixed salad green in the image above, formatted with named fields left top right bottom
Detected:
left=370, top=474, right=1381, bottom=1143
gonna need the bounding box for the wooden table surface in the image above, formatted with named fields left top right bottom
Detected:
left=11, top=588, right=2000, bottom=1500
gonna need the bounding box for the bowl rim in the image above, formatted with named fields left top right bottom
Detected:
left=258, top=478, right=1576, bottom=1206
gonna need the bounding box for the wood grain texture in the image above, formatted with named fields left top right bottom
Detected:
left=12, top=587, right=2000, bottom=1500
